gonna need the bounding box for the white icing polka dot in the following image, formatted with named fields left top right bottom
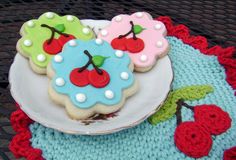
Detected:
left=66, top=15, right=74, bottom=22
left=101, top=29, right=108, bottom=36
left=154, top=24, right=162, bottom=30
left=68, top=40, right=77, bottom=46
left=115, top=16, right=122, bottom=22
left=115, top=50, right=124, bottom=57
left=76, top=93, right=86, bottom=102
left=54, top=55, right=63, bottom=63
left=105, top=90, right=114, bottom=99
left=23, top=40, right=32, bottom=47
left=95, top=38, right=103, bottom=45
left=120, top=72, right=129, bottom=80
left=27, top=21, right=34, bottom=27
left=135, top=12, right=143, bottom=18
left=37, top=54, right=46, bottom=62
left=156, top=41, right=163, bottom=48
left=140, top=55, right=148, bottom=62
left=55, top=78, right=65, bottom=86
left=45, top=12, right=54, bottom=19
left=82, top=27, right=90, bottom=34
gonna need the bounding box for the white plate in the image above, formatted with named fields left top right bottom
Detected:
left=9, top=20, right=173, bottom=135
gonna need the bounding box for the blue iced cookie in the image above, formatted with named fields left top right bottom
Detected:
left=47, top=39, right=138, bottom=120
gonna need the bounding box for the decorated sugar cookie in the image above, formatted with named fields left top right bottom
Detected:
left=17, top=12, right=95, bottom=74
left=97, top=12, right=169, bottom=72
left=47, top=39, right=138, bottom=120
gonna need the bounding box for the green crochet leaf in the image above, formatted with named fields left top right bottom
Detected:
left=148, top=85, right=213, bottom=125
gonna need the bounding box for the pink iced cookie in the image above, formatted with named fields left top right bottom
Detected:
left=97, top=12, right=169, bottom=72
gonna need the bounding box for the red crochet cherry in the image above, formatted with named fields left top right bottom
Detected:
left=111, top=37, right=127, bottom=51
left=223, top=146, right=236, bottom=160
left=58, top=34, right=76, bottom=46
left=43, top=39, right=62, bottom=55
left=70, top=68, right=90, bottom=87
left=88, top=69, right=110, bottom=88
left=126, top=38, right=144, bottom=53
left=174, top=121, right=212, bottom=158
left=194, top=105, right=232, bottom=135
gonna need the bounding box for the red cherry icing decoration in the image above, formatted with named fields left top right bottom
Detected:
left=126, top=38, right=144, bottom=53
left=43, top=39, right=62, bottom=55
left=58, top=34, right=76, bottom=46
left=70, top=68, right=90, bottom=87
left=88, top=69, right=110, bottom=88
left=111, top=21, right=145, bottom=53
left=41, top=24, right=76, bottom=55
left=111, top=37, right=127, bottom=51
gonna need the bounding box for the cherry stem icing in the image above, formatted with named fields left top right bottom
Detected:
left=41, top=24, right=69, bottom=44
left=78, top=50, right=103, bottom=75
left=175, top=99, right=194, bottom=125
left=118, top=21, right=137, bottom=40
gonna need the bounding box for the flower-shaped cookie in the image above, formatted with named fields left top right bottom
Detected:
left=47, top=39, right=138, bottom=120
left=97, top=12, right=169, bottom=72
left=17, top=12, right=95, bottom=74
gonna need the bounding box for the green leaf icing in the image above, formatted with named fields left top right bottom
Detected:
left=148, top=85, right=213, bottom=125
left=92, top=55, right=109, bottom=67
left=133, top=25, right=145, bottom=34
left=54, top=24, right=65, bottom=32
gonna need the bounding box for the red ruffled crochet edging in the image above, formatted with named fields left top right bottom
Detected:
left=9, top=16, right=236, bottom=160
left=9, top=105, right=44, bottom=160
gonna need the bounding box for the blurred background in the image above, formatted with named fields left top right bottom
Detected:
left=0, top=0, right=235, bottom=159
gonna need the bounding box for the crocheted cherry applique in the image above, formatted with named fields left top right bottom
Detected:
left=223, top=146, right=236, bottom=160
left=41, top=24, right=75, bottom=54
left=111, top=21, right=145, bottom=53
left=174, top=101, right=213, bottom=158
left=174, top=121, right=213, bottom=158
left=173, top=99, right=232, bottom=158
left=194, top=104, right=232, bottom=135
left=70, top=50, right=110, bottom=88
left=148, top=85, right=214, bottom=125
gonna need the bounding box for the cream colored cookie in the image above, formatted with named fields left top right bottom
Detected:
left=97, top=12, right=169, bottom=72
left=17, top=12, right=95, bottom=74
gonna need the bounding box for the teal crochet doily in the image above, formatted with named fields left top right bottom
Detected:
left=26, top=36, right=235, bottom=160
left=9, top=17, right=236, bottom=160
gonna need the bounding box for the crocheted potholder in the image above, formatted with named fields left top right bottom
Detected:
left=9, top=16, right=236, bottom=160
